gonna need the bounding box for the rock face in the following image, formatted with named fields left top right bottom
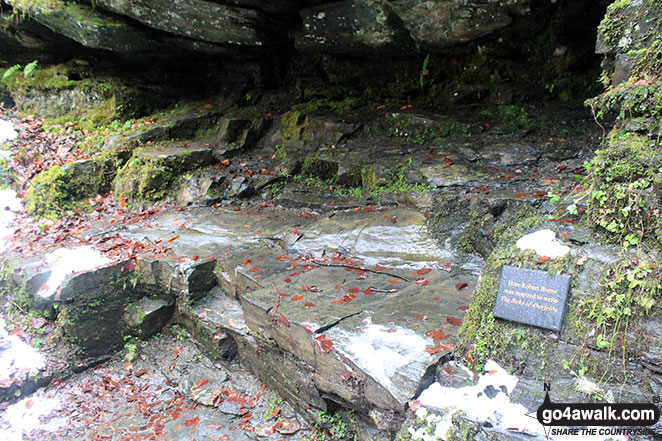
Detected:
left=2, top=0, right=530, bottom=59
left=590, top=0, right=662, bottom=133
left=297, top=0, right=529, bottom=55
left=96, top=0, right=270, bottom=47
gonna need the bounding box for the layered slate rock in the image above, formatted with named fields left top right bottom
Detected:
left=5, top=0, right=161, bottom=54
left=121, top=204, right=477, bottom=432
left=391, top=0, right=522, bottom=50
left=96, top=0, right=270, bottom=47
left=296, top=0, right=415, bottom=56
left=4, top=0, right=531, bottom=59
left=297, top=0, right=530, bottom=55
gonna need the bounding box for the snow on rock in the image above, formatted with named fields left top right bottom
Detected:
left=0, top=318, right=45, bottom=383
left=38, top=246, right=111, bottom=298
left=328, top=324, right=432, bottom=390
left=516, top=229, right=570, bottom=258
left=0, top=190, right=22, bottom=252
left=411, top=360, right=626, bottom=441
left=0, top=119, right=17, bottom=143
left=0, top=119, right=20, bottom=252
left=0, top=388, right=65, bottom=441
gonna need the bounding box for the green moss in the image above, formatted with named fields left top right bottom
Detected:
left=281, top=110, right=301, bottom=144
left=360, top=167, right=378, bottom=191
left=1, top=64, right=74, bottom=91
left=47, top=95, right=119, bottom=132
left=292, top=96, right=365, bottom=114
left=299, top=156, right=339, bottom=181
left=457, top=213, right=568, bottom=368
left=114, top=156, right=176, bottom=202
left=0, top=261, right=33, bottom=314
left=596, top=1, right=630, bottom=50
left=586, top=131, right=662, bottom=248
left=23, top=154, right=115, bottom=219
left=274, top=143, right=286, bottom=160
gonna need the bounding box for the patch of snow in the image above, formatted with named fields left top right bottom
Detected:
left=516, top=229, right=570, bottom=258
left=0, top=318, right=45, bottom=382
left=38, top=246, right=111, bottom=298
left=293, top=224, right=453, bottom=269
left=328, top=324, right=432, bottom=390
left=0, top=119, right=17, bottom=143
left=0, top=190, right=22, bottom=252
left=0, top=388, right=65, bottom=441
left=412, top=360, right=626, bottom=441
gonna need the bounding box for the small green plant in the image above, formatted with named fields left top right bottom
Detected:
left=23, top=60, right=38, bottom=77
left=262, top=396, right=284, bottom=421
left=2, top=64, right=21, bottom=81
left=123, top=335, right=138, bottom=362
left=171, top=324, right=186, bottom=341
left=577, top=258, right=661, bottom=383
left=1, top=60, right=38, bottom=82
left=419, top=54, right=431, bottom=89
left=303, top=410, right=358, bottom=441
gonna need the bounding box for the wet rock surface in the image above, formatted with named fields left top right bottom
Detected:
left=2, top=98, right=640, bottom=441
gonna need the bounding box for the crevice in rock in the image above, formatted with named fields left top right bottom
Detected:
left=313, top=311, right=361, bottom=335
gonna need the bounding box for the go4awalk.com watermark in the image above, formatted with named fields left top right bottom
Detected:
left=532, top=383, right=660, bottom=438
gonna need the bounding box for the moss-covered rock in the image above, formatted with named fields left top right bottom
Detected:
left=6, top=0, right=160, bottom=53
left=23, top=155, right=115, bottom=219
left=590, top=0, right=662, bottom=132
left=586, top=131, right=662, bottom=249
left=1, top=62, right=170, bottom=130
left=113, top=142, right=213, bottom=202
left=457, top=209, right=660, bottom=405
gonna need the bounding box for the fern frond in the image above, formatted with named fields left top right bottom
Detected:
left=23, top=60, right=38, bottom=77
left=2, top=64, right=22, bottom=81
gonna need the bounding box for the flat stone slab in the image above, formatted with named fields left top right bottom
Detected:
left=238, top=256, right=476, bottom=425
left=102, top=204, right=479, bottom=429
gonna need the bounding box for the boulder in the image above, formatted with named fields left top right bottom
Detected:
left=96, top=0, right=269, bottom=47
left=297, top=0, right=530, bottom=55
left=297, top=0, right=414, bottom=56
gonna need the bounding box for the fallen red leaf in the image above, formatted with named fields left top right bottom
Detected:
left=184, top=416, right=199, bottom=427
left=172, top=345, right=182, bottom=360
left=425, top=329, right=449, bottom=341
left=458, top=305, right=469, bottom=311
left=413, top=268, right=431, bottom=276
left=415, top=278, right=429, bottom=286
left=425, top=346, right=443, bottom=354
left=315, top=334, right=333, bottom=353
left=456, top=282, right=468, bottom=290
left=193, top=380, right=209, bottom=390
left=291, top=295, right=304, bottom=301
left=363, top=286, right=376, bottom=296
left=447, top=316, right=463, bottom=326
left=433, top=296, right=440, bottom=301
left=167, top=235, right=180, bottom=242
left=133, top=368, right=148, bottom=377
left=304, top=302, right=315, bottom=307
left=270, top=408, right=280, bottom=418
